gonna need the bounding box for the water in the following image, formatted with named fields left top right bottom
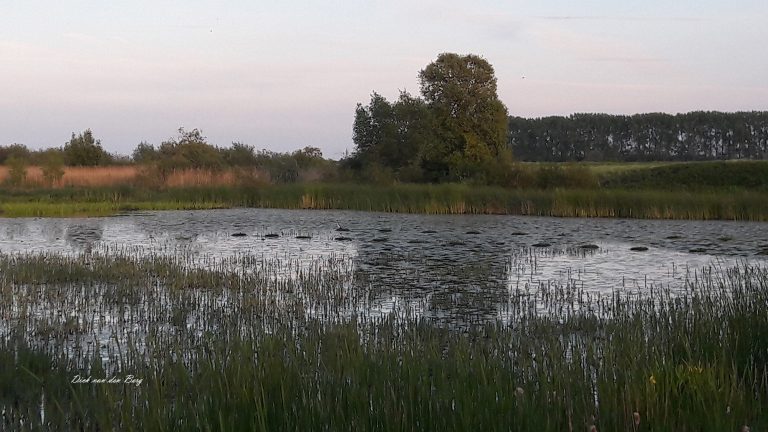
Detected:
left=2, top=208, right=767, bottom=368
left=2, top=208, right=766, bottom=320
left=2, top=208, right=766, bottom=277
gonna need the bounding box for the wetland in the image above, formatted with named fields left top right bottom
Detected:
left=1, top=209, right=767, bottom=430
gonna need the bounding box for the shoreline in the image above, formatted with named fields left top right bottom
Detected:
left=1, top=183, right=767, bottom=221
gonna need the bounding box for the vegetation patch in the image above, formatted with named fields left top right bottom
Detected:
left=0, top=253, right=765, bottom=430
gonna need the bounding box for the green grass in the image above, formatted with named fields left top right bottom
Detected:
left=0, top=252, right=766, bottom=430
left=600, top=160, right=768, bottom=190
left=2, top=183, right=768, bottom=221
left=3, top=159, right=768, bottom=220
left=0, top=201, right=228, bottom=217
left=520, top=160, right=676, bottom=176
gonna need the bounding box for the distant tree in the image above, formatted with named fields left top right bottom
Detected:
left=298, top=146, right=323, bottom=159
left=41, top=150, right=65, bottom=187
left=0, top=144, right=31, bottom=165
left=351, top=91, right=437, bottom=182
left=292, top=146, right=324, bottom=168
left=507, top=111, right=768, bottom=162
left=222, top=142, right=257, bottom=167
left=252, top=149, right=299, bottom=183
left=418, top=53, right=509, bottom=180
left=5, top=155, right=27, bottom=186
left=352, top=92, right=396, bottom=164
left=157, top=128, right=224, bottom=170
left=64, top=129, right=109, bottom=166
left=132, top=142, right=157, bottom=164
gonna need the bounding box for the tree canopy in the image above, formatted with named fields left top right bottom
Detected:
left=350, top=53, right=512, bottom=184
left=64, top=129, right=111, bottom=166
left=509, top=112, right=768, bottom=162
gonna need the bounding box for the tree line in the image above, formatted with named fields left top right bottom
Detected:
left=3, top=52, right=767, bottom=187
left=0, top=128, right=333, bottom=186
left=509, top=111, right=768, bottom=162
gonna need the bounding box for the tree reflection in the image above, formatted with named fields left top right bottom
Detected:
left=352, top=235, right=511, bottom=328
left=65, top=223, right=104, bottom=251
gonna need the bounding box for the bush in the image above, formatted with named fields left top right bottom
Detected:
left=64, top=130, right=110, bottom=166
left=5, top=156, right=27, bottom=186
left=41, top=151, right=65, bottom=187
left=156, top=128, right=225, bottom=172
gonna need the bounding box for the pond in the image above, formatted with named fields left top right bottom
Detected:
left=2, top=208, right=767, bottom=323
left=2, top=208, right=768, bottom=371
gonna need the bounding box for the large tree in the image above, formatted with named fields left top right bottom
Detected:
left=351, top=91, right=437, bottom=180
left=418, top=53, right=509, bottom=180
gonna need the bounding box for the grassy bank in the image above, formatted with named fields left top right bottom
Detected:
left=600, top=160, right=768, bottom=190
left=2, top=183, right=768, bottom=220
left=1, top=252, right=766, bottom=430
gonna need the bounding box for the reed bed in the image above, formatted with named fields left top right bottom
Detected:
left=164, top=168, right=240, bottom=188
left=0, top=166, right=138, bottom=188
left=0, top=166, right=247, bottom=188
left=3, top=183, right=768, bottom=221
left=0, top=249, right=766, bottom=430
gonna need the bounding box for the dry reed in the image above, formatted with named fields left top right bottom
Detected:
left=0, top=166, right=247, bottom=188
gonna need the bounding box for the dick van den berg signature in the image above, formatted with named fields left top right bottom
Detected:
left=71, top=374, right=143, bottom=387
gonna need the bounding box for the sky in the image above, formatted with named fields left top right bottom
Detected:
left=1, top=1, right=767, bottom=159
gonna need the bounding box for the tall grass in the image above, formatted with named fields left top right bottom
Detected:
left=0, top=251, right=766, bottom=430
left=1, top=162, right=768, bottom=220
left=2, top=183, right=768, bottom=220
left=0, top=165, right=137, bottom=187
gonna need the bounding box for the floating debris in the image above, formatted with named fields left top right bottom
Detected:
left=231, top=232, right=247, bottom=237
left=264, top=233, right=280, bottom=238
left=630, top=246, right=649, bottom=252
left=532, top=243, right=551, bottom=247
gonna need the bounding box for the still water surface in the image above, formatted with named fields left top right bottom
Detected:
left=3, top=208, right=767, bottom=356
left=2, top=208, right=766, bottom=296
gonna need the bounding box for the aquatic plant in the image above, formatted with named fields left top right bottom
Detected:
left=0, top=251, right=765, bottom=430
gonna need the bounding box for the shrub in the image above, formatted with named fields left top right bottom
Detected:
left=5, top=156, right=27, bottom=186
left=41, top=151, right=65, bottom=187
left=64, top=130, right=110, bottom=166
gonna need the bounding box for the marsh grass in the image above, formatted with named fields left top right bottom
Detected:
left=0, top=250, right=766, bottom=430
left=2, top=184, right=768, bottom=220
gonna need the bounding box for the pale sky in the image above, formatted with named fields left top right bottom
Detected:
left=1, top=1, right=767, bottom=159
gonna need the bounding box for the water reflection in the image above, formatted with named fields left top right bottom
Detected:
left=1, top=208, right=767, bottom=306
left=65, top=223, right=104, bottom=251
